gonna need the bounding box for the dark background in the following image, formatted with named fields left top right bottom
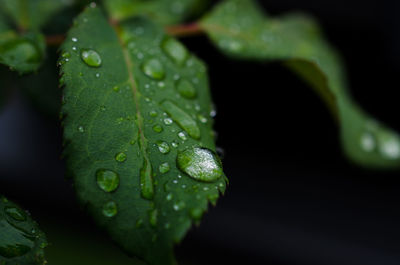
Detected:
left=2, top=0, right=400, bottom=264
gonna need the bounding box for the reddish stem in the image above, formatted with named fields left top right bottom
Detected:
left=46, top=34, right=66, bottom=46
left=165, top=23, right=204, bottom=37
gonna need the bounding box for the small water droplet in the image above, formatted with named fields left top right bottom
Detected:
left=173, top=201, right=185, bottom=211
left=166, top=193, right=173, bottom=201
left=177, top=147, right=223, bottom=182
left=72, top=46, right=77, bottom=51
left=159, top=162, right=170, bottom=173
left=162, top=37, right=188, bottom=66
left=102, top=201, right=118, bottom=217
left=178, top=132, right=187, bottom=141
left=72, top=37, right=78, bottom=42
left=95, top=73, right=100, bottom=78
left=5, top=207, right=26, bottom=221
left=136, top=218, right=143, bottom=228
left=360, top=132, right=376, bottom=152
left=115, top=152, right=127, bottom=162
left=141, top=58, right=165, bottom=80
left=140, top=160, right=154, bottom=200
left=198, top=114, right=208, bottom=123
left=177, top=80, right=197, bottom=99
left=157, top=141, right=170, bottom=154
left=113, top=85, right=120, bottom=92
left=164, top=118, right=173, bottom=125
left=161, top=100, right=201, bottom=139
left=96, top=169, right=120, bottom=192
left=80, top=49, right=102, bottom=67
left=149, top=209, right=158, bottom=227
left=189, top=208, right=203, bottom=221
left=153, top=124, right=163, bottom=133
left=171, top=141, right=179, bottom=148
left=78, top=126, right=84, bottom=133
left=100, top=105, right=106, bottom=111
left=149, top=110, right=158, bottom=117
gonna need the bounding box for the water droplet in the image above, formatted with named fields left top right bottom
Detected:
left=378, top=133, right=400, bottom=159
left=177, top=80, right=197, bottom=99
left=208, top=193, right=219, bottom=205
left=173, top=201, right=185, bottom=211
left=177, top=147, right=223, bottom=182
left=5, top=207, right=26, bottom=221
left=80, top=49, right=102, bottom=67
left=72, top=37, right=78, bottom=42
left=141, top=58, right=165, bottom=80
left=360, top=132, right=376, bottom=152
left=178, top=132, right=187, bottom=141
left=171, top=141, right=179, bottom=148
left=100, top=105, right=106, bottom=111
left=161, top=100, right=201, bottom=139
left=164, top=118, right=173, bottom=125
left=95, top=73, right=100, bottom=78
left=189, top=208, right=203, bottom=221
left=96, top=169, right=120, bottom=192
left=140, top=160, right=154, bottom=200
left=198, top=114, right=208, bottom=123
left=162, top=38, right=188, bottom=66
left=113, top=85, right=120, bottom=92
left=149, top=110, right=158, bottom=117
left=102, top=201, right=118, bottom=217
left=78, top=126, right=85, bottom=133
left=72, top=46, right=77, bottom=51
left=159, top=162, right=170, bottom=173
left=115, top=152, right=127, bottom=162
left=157, top=141, right=170, bottom=154
left=149, top=209, right=158, bottom=227
left=153, top=124, right=163, bottom=133
left=166, top=193, right=173, bottom=201
left=136, top=218, right=144, bottom=228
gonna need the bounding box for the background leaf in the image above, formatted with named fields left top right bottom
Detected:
left=102, top=0, right=210, bottom=25
left=0, top=196, right=47, bottom=265
left=200, top=0, right=400, bottom=168
left=60, top=6, right=226, bottom=265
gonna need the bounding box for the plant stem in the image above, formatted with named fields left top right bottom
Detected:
left=45, top=23, right=204, bottom=46
left=165, top=23, right=204, bottom=37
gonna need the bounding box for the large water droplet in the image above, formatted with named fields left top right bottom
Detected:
left=102, top=201, right=118, bottom=217
left=177, top=80, right=196, bottom=99
left=96, top=169, right=120, bottom=192
left=5, top=207, right=26, bottom=221
left=161, top=100, right=201, bottom=139
left=162, top=38, right=188, bottom=66
left=141, top=58, right=165, bottom=80
left=177, top=147, right=223, bottom=182
left=140, top=160, right=154, bottom=200
left=80, top=49, right=102, bottom=67
left=115, top=152, right=127, bottom=162
left=157, top=141, right=170, bottom=154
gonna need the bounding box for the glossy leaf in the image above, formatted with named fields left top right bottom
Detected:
left=0, top=196, right=48, bottom=265
left=102, top=0, right=210, bottom=25
left=200, top=0, right=400, bottom=168
left=60, top=6, right=226, bottom=265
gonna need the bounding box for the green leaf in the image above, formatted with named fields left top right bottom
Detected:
left=0, top=196, right=48, bottom=265
left=0, top=0, right=74, bottom=30
left=0, top=14, right=45, bottom=74
left=60, top=6, right=226, bottom=265
left=200, top=0, right=400, bottom=168
left=102, top=0, right=210, bottom=25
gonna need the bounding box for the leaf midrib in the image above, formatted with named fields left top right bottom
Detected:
left=111, top=23, right=152, bottom=188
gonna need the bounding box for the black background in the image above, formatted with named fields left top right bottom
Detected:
left=2, top=0, right=400, bottom=264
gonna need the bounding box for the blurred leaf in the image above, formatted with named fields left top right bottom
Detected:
left=0, top=196, right=48, bottom=265
left=60, top=6, right=226, bottom=265
left=200, top=0, right=400, bottom=168
left=0, top=0, right=75, bottom=30
left=102, top=0, right=210, bottom=25
left=19, top=47, right=61, bottom=119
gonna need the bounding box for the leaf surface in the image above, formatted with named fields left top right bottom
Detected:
left=60, top=6, right=226, bottom=265
left=200, top=0, right=400, bottom=168
left=102, top=0, right=210, bottom=25
left=0, top=196, right=47, bottom=265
